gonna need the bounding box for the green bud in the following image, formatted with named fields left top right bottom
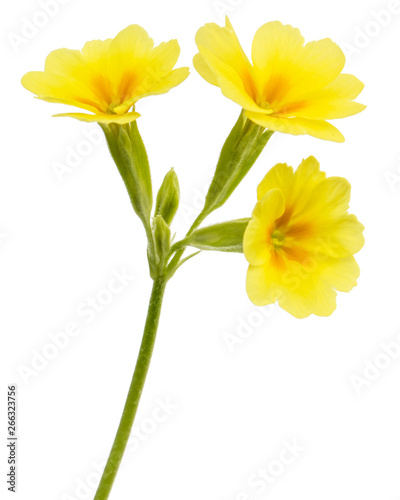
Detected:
left=153, top=215, right=171, bottom=274
left=184, top=218, right=250, bottom=253
left=155, top=169, right=180, bottom=226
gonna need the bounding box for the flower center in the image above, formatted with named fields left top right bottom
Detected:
left=260, top=101, right=274, bottom=115
left=271, top=229, right=285, bottom=248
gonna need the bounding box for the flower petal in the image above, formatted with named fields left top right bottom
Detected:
left=281, top=280, right=338, bottom=318
left=252, top=21, right=305, bottom=72
left=81, top=38, right=113, bottom=60
left=321, top=256, right=360, bottom=292
left=257, top=157, right=326, bottom=218
left=257, top=163, right=294, bottom=201
left=304, top=176, right=351, bottom=220
left=148, top=39, right=181, bottom=72
left=252, top=22, right=345, bottom=106
left=194, top=18, right=265, bottom=112
left=108, top=24, right=154, bottom=63
left=193, top=53, right=218, bottom=86
left=277, top=74, right=366, bottom=120
left=135, top=67, right=190, bottom=100
left=316, top=215, right=365, bottom=258
left=243, top=188, right=286, bottom=266
left=53, top=111, right=141, bottom=124
left=21, top=71, right=102, bottom=113
left=44, top=48, right=85, bottom=76
left=246, top=264, right=283, bottom=306
left=195, top=17, right=253, bottom=85
left=196, top=44, right=263, bottom=113
left=245, top=112, right=345, bottom=142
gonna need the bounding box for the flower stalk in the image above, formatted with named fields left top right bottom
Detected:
left=93, top=277, right=167, bottom=500
left=167, top=112, right=273, bottom=273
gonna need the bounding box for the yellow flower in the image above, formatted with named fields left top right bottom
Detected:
left=21, top=25, right=189, bottom=124
left=243, top=157, right=364, bottom=318
left=194, top=18, right=365, bottom=142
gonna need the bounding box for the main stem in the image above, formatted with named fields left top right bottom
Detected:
left=93, top=277, right=167, bottom=500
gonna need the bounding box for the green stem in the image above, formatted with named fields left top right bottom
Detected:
left=93, top=277, right=167, bottom=500
left=167, top=210, right=206, bottom=273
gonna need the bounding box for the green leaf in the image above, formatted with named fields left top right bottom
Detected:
left=155, top=169, right=180, bottom=225
left=184, top=218, right=250, bottom=253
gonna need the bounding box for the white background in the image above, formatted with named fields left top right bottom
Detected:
left=1, top=0, right=400, bottom=499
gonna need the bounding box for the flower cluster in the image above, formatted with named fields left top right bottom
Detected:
left=22, top=18, right=365, bottom=320
left=22, top=17, right=367, bottom=500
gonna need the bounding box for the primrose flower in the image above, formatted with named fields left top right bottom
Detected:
left=194, top=18, right=365, bottom=142
left=243, top=157, right=364, bottom=318
left=21, top=25, right=189, bottom=124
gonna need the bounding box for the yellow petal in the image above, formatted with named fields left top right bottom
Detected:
left=41, top=45, right=110, bottom=109
left=252, top=22, right=345, bottom=106
left=287, top=38, right=346, bottom=99
left=108, top=24, right=154, bottom=64
left=248, top=251, right=343, bottom=318
left=243, top=188, right=286, bottom=266
left=277, top=74, right=366, bottom=120
left=81, top=38, right=113, bottom=60
left=303, top=176, right=351, bottom=220
left=281, top=282, right=337, bottom=318
left=257, top=157, right=326, bottom=220
left=195, top=18, right=253, bottom=85
left=321, top=256, right=360, bottom=293
left=193, top=53, right=218, bottom=86
left=304, top=214, right=364, bottom=260
left=318, top=73, right=365, bottom=101
left=275, top=255, right=359, bottom=318
left=274, top=237, right=361, bottom=318
left=294, top=118, right=345, bottom=142
left=135, top=67, right=190, bottom=100
left=44, top=48, right=85, bottom=76
left=289, top=156, right=326, bottom=213
left=197, top=44, right=263, bottom=113
left=147, top=39, right=181, bottom=72
left=53, top=111, right=141, bottom=124
left=252, top=21, right=305, bottom=72
left=194, top=18, right=264, bottom=112
left=289, top=100, right=366, bottom=120
left=246, top=264, right=283, bottom=306
left=21, top=71, right=101, bottom=113
left=245, top=112, right=345, bottom=142
left=257, top=163, right=294, bottom=201
left=277, top=258, right=339, bottom=318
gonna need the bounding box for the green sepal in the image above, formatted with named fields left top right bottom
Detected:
left=129, top=121, right=153, bottom=215
left=155, top=169, right=180, bottom=226
left=201, top=113, right=274, bottom=218
left=100, top=123, right=152, bottom=224
left=183, top=218, right=250, bottom=253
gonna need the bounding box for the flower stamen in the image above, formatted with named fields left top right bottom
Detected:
left=271, top=229, right=285, bottom=249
